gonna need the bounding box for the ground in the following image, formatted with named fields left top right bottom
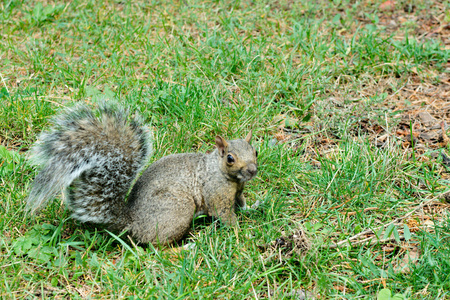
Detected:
left=0, top=0, right=449, bottom=298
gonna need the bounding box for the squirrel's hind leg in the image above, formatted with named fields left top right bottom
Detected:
left=129, top=194, right=196, bottom=245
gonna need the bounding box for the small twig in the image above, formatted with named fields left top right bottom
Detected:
left=350, top=224, right=435, bottom=248
left=345, top=207, right=378, bottom=216
left=326, top=198, right=436, bottom=248
left=330, top=195, right=356, bottom=210
left=339, top=228, right=402, bottom=248
left=358, top=278, right=387, bottom=284
left=441, top=121, right=450, bottom=147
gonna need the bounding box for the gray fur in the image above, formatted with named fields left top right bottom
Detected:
left=27, top=103, right=257, bottom=245
left=27, top=103, right=152, bottom=230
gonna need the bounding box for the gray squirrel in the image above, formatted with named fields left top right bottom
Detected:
left=27, top=103, right=258, bottom=244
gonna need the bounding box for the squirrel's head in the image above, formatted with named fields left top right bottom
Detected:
left=215, top=131, right=258, bottom=183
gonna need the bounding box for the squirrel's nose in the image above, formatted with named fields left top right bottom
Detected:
left=248, top=163, right=257, bottom=177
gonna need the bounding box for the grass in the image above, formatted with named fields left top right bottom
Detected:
left=1, top=0, right=450, bottom=298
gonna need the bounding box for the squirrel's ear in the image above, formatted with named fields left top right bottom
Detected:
left=244, top=130, right=252, bottom=143
left=215, top=135, right=228, bottom=157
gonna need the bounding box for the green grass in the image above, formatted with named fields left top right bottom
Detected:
left=1, top=0, right=450, bottom=298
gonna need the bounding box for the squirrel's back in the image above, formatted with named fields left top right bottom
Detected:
left=27, top=103, right=152, bottom=229
left=27, top=103, right=257, bottom=244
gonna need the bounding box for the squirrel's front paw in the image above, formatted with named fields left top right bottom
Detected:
left=239, top=204, right=250, bottom=211
left=251, top=200, right=263, bottom=210
left=182, top=243, right=197, bottom=251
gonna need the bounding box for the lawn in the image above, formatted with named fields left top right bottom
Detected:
left=1, top=0, right=450, bottom=298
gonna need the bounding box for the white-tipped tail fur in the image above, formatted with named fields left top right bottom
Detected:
left=27, top=102, right=152, bottom=228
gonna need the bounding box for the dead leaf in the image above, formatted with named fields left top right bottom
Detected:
left=379, top=0, right=396, bottom=11
left=441, top=121, right=450, bottom=147
left=418, top=112, right=436, bottom=126
left=394, top=247, right=420, bottom=274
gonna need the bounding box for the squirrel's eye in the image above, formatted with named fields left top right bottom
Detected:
left=227, top=154, right=235, bottom=164
left=255, top=150, right=258, bottom=158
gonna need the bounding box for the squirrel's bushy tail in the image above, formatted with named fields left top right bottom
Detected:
left=27, top=103, right=152, bottom=228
